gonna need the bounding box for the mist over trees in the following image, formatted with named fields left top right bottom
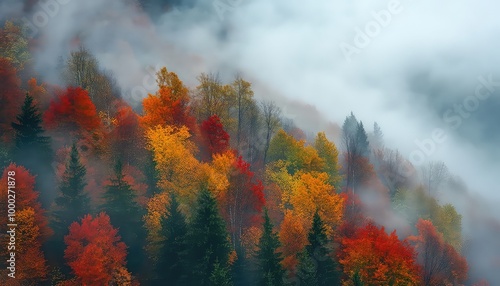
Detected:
left=0, top=18, right=493, bottom=285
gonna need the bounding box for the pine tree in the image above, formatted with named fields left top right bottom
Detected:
left=157, top=193, right=188, bottom=284
left=52, top=143, right=90, bottom=237
left=11, top=93, right=55, bottom=206
left=256, top=209, right=285, bottom=286
left=298, top=211, right=341, bottom=286
left=101, top=159, right=145, bottom=275
left=209, top=260, right=233, bottom=286
left=187, top=188, right=232, bottom=285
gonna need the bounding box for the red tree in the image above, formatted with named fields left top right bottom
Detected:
left=64, top=212, right=128, bottom=285
left=200, top=115, right=230, bottom=161
left=225, top=156, right=265, bottom=249
left=339, top=223, right=421, bottom=285
left=409, top=219, right=468, bottom=286
left=108, top=105, right=145, bottom=164
left=0, top=57, right=23, bottom=141
left=44, top=87, right=101, bottom=132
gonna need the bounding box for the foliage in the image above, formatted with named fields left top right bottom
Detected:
left=256, top=210, right=285, bottom=286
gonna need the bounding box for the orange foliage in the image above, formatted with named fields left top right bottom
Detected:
left=27, top=78, right=50, bottom=111
left=64, top=213, right=128, bottom=285
left=339, top=223, right=421, bottom=285
left=279, top=210, right=307, bottom=273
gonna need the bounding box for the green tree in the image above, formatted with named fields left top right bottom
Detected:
left=157, top=193, right=188, bottom=284
left=52, top=143, right=90, bottom=237
left=256, top=209, right=285, bottom=286
left=12, top=93, right=55, bottom=206
left=299, top=211, right=341, bottom=286
left=187, top=188, right=232, bottom=285
left=101, top=159, right=145, bottom=275
left=314, top=132, right=342, bottom=190
left=210, top=260, right=233, bottom=286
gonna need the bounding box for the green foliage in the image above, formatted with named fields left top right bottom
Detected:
left=314, top=132, right=342, bottom=190
left=157, top=193, right=188, bottom=284
left=256, top=209, right=285, bottom=286
left=187, top=188, right=232, bottom=285
left=210, top=260, right=233, bottom=286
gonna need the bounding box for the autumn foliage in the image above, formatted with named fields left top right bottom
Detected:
left=64, top=213, right=128, bottom=285
left=200, top=114, right=230, bottom=160
left=339, top=223, right=421, bottom=285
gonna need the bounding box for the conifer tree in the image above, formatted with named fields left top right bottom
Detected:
left=157, top=193, right=188, bottom=284
left=101, top=159, right=145, bottom=274
left=256, top=209, right=285, bottom=286
left=188, top=188, right=232, bottom=285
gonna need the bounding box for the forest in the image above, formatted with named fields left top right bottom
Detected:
left=0, top=1, right=499, bottom=285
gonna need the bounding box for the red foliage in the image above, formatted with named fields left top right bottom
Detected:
left=409, top=219, right=468, bottom=286
left=0, top=163, right=52, bottom=239
left=0, top=57, right=23, bottom=140
left=338, top=191, right=367, bottom=239
left=339, top=223, right=421, bottom=285
left=109, top=105, right=145, bottom=164
left=224, top=156, right=266, bottom=246
left=200, top=115, right=230, bottom=161
left=64, top=212, right=128, bottom=285
left=44, top=87, right=101, bottom=132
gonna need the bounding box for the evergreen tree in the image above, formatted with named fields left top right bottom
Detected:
left=11, top=93, right=55, bottom=206
left=352, top=270, right=364, bottom=286
left=298, top=211, right=341, bottom=286
left=101, top=159, right=145, bottom=275
left=157, top=193, right=188, bottom=284
left=52, top=143, right=90, bottom=237
left=210, top=260, right=233, bottom=286
left=187, top=188, right=232, bottom=285
left=256, top=209, right=285, bottom=286
left=296, top=250, right=318, bottom=286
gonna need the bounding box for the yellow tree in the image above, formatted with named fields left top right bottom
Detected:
left=290, top=172, right=344, bottom=238
left=314, top=132, right=342, bottom=189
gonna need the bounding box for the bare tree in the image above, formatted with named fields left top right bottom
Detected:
left=421, top=161, right=449, bottom=196
left=260, top=101, right=281, bottom=164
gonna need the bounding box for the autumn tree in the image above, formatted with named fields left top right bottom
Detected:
left=373, top=148, right=414, bottom=197
left=225, top=156, right=265, bottom=251
left=410, top=219, right=467, bottom=286
left=420, top=161, right=449, bottom=196
left=297, top=211, right=341, bottom=286
left=339, top=223, right=421, bottom=285
left=157, top=193, right=188, bottom=284
left=0, top=21, right=30, bottom=70
left=256, top=209, right=285, bottom=286
left=64, top=213, right=129, bottom=285
left=187, top=188, right=232, bottom=285
left=109, top=105, right=144, bottom=166
left=101, top=159, right=145, bottom=275
left=261, top=101, right=281, bottom=164
left=314, top=132, right=342, bottom=189
left=52, top=143, right=90, bottom=239
left=12, top=93, right=55, bottom=205
left=200, top=114, right=230, bottom=161
left=279, top=210, right=307, bottom=274
left=141, top=67, right=195, bottom=130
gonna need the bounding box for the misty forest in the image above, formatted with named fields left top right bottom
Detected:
left=1, top=0, right=500, bottom=285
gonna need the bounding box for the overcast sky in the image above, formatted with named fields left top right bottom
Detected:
left=3, top=0, right=500, bottom=282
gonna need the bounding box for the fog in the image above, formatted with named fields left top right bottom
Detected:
left=3, top=0, right=500, bottom=283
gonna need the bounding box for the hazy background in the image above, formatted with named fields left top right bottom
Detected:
left=2, top=0, right=500, bottom=283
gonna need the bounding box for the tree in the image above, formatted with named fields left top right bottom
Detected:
left=187, top=188, right=232, bottom=285
left=0, top=57, right=23, bottom=140
left=109, top=105, right=145, bottom=166
left=339, top=223, right=421, bottom=285
left=256, top=209, right=285, bottom=286
left=52, top=143, right=90, bottom=238
left=210, top=260, right=233, bottom=286
left=157, top=193, right=188, bottom=284
left=101, top=159, right=145, bottom=274
left=342, top=112, right=370, bottom=191
left=314, top=132, right=342, bottom=189
left=260, top=101, right=281, bottom=164
left=200, top=115, right=230, bottom=161
left=298, top=211, right=341, bottom=286
left=279, top=210, right=307, bottom=274
left=64, top=213, right=129, bottom=285
left=371, top=122, right=383, bottom=150
left=0, top=21, right=30, bottom=70
left=420, top=161, right=449, bottom=196
left=12, top=93, right=55, bottom=206
left=409, top=219, right=467, bottom=286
